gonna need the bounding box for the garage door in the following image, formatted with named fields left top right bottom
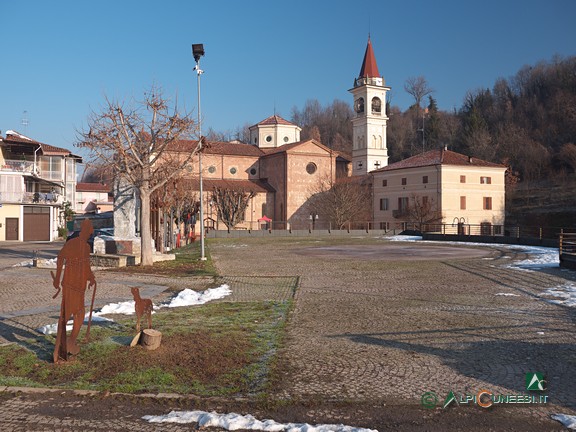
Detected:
left=23, top=206, right=50, bottom=241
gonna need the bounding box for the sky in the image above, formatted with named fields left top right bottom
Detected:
left=1, top=0, right=575, bottom=164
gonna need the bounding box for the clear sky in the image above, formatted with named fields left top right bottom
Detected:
left=1, top=0, right=575, bottom=161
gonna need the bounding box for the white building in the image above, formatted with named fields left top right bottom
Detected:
left=0, top=131, right=81, bottom=241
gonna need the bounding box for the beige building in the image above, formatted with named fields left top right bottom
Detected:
left=372, top=149, right=507, bottom=233
left=0, top=130, right=81, bottom=241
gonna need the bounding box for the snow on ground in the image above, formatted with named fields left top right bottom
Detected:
left=143, top=410, right=377, bottom=432
left=12, top=258, right=58, bottom=268
left=495, top=293, right=520, bottom=296
left=37, top=285, right=231, bottom=335
left=387, top=235, right=559, bottom=271
left=551, top=414, right=576, bottom=430
left=542, top=283, right=576, bottom=307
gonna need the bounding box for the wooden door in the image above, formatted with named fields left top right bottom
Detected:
left=5, top=217, right=19, bottom=240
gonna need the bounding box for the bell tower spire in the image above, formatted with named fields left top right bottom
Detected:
left=349, top=37, right=390, bottom=175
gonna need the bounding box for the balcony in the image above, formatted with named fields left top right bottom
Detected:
left=1, top=159, right=35, bottom=174
left=392, top=209, right=409, bottom=218
left=0, top=191, right=63, bottom=205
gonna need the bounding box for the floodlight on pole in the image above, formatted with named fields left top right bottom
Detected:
left=192, top=43, right=207, bottom=261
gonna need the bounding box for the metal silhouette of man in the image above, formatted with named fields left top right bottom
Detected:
left=52, top=218, right=96, bottom=362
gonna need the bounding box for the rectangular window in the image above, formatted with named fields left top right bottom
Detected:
left=480, top=176, right=492, bottom=184
left=398, top=197, right=409, bottom=211
left=460, top=175, right=466, bottom=183
left=460, top=196, right=466, bottom=210
left=379, top=222, right=390, bottom=230
left=382, top=179, right=387, bottom=187
left=401, top=178, right=407, bottom=185
left=422, top=196, right=429, bottom=207
left=380, top=198, right=389, bottom=211
left=423, top=175, right=428, bottom=184
left=483, top=197, right=492, bottom=210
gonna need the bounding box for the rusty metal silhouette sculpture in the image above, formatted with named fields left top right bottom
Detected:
left=52, top=218, right=97, bottom=363
left=131, top=287, right=153, bottom=333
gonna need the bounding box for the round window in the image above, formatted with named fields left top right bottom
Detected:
left=306, top=162, right=317, bottom=175
left=265, top=135, right=273, bottom=143
left=208, top=165, right=216, bottom=174
left=230, top=167, right=237, bottom=175
left=250, top=168, right=257, bottom=175
left=283, top=136, right=289, bottom=142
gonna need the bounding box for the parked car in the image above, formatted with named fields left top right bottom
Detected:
left=66, top=228, right=114, bottom=252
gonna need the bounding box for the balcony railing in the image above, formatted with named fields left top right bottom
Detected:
left=392, top=209, right=409, bottom=218
left=0, top=191, right=63, bottom=205
left=1, top=160, right=36, bottom=173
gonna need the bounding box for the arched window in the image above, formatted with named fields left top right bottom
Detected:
left=371, top=97, right=382, bottom=114
left=355, top=97, right=365, bottom=114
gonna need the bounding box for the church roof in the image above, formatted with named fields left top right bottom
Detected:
left=359, top=38, right=380, bottom=78
left=170, top=140, right=264, bottom=157
left=373, top=149, right=506, bottom=172
left=200, top=178, right=275, bottom=194
left=251, top=115, right=297, bottom=128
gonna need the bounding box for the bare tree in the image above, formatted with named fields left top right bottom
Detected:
left=404, top=194, right=443, bottom=231
left=404, top=76, right=434, bottom=108
left=77, top=86, right=200, bottom=266
left=307, top=175, right=372, bottom=229
left=211, top=186, right=255, bottom=230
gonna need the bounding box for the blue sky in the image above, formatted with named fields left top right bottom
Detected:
left=1, top=0, right=575, bottom=161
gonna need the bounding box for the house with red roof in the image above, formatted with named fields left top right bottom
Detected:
left=75, top=182, right=112, bottom=214
left=372, top=148, right=507, bottom=232
left=0, top=130, right=82, bottom=241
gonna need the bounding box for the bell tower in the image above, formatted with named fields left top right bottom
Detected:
left=349, top=38, right=390, bottom=175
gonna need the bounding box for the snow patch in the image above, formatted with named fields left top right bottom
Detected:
left=551, top=414, right=576, bottom=430
left=143, top=410, right=378, bottom=432
left=495, top=293, right=520, bottom=297
left=37, top=285, right=232, bottom=335
left=542, top=283, right=576, bottom=307
left=388, top=235, right=422, bottom=242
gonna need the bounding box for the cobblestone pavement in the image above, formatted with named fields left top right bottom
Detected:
left=0, top=237, right=575, bottom=430
left=209, top=237, right=576, bottom=420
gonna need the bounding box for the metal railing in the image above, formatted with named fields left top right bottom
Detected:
left=1, top=159, right=35, bottom=173
left=0, top=191, right=63, bottom=204
left=560, top=230, right=576, bottom=255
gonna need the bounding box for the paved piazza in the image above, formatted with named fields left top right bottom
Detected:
left=0, top=236, right=575, bottom=429
left=208, top=237, right=576, bottom=416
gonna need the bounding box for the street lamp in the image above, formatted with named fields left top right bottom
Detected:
left=192, top=43, right=206, bottom=261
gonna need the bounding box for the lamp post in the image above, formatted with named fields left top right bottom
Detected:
left=192, top=43, right=206, bottom=261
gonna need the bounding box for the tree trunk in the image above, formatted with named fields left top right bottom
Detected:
left=140, top=329, right=162, bottom=350
left=140, top=188, right=154, bottom=266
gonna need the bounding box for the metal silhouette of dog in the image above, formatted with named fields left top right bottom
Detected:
left=131, top=287, right=153, bottom=332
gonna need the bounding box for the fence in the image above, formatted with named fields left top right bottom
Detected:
left=204, top=221, right=569, bottom=248
left=559, top=230, right=576, bottom=270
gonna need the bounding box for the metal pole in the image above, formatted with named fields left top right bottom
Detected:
left=196, top=57, right=206, bottom=261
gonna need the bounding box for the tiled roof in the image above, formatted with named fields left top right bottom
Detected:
left=251, top=115, right=297, bottom=128
left=3, top=131, right=72, bottom=155
left=373, top=149, right=506, bottom=173
left=359, top=38, right=380, bottom=79
left=169, top=140, right=264, bottom=157
left=191, top=178, right=275, bottom=194
left=76, top=182, right=110, bottom=193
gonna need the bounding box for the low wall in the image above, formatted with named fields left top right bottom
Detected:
left=206, top=229, right=390, bottom=238
left=423, top=233, right=558, bottom=248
